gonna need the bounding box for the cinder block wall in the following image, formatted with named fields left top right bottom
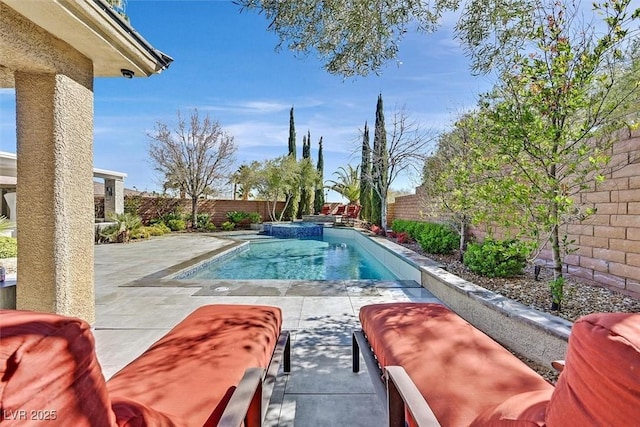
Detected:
left=95, top=197, right=286, bottom=227
left=389, top=130, right=640, bottom=298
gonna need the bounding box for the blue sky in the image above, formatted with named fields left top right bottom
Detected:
left=0, top=0, right=493, bottom=201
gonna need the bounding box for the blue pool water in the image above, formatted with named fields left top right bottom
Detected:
left=183, top=236, right=397, bottom=280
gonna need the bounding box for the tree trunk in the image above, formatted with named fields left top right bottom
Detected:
left=459, top=218, right=468, bottom=262
left=191, top=196, right=198, bottom=229
left=380, top=194, right=388, bottom=235
left=550, top=202, right=564, bottom=310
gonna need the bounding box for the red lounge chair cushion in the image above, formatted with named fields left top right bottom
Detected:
left=359, top=303, right=553, bottom=427
left=107, top=305, right=282, bottom=427
left=0, top=310, right=115, bottom=427
left=545, top=312, right=640, bottom=427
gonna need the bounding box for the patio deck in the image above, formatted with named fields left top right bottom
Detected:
left=93, top=233, right=442, bottom=426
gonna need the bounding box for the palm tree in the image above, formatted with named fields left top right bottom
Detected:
left=326, top=165, right=360, bottom=204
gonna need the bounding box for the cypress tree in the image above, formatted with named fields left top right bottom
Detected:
left=303, top=131, right=311, bottom=158
left=359, top=122, right=372, bottom=221
left=298, top=134, right=312, bottom=218
left=314, top=137, right=325, bottom=214
left=284, top=107, right=299, bottom=219
left=371, top=94, right=387, bottom=226
left=288, top=107, right=296, bottom=158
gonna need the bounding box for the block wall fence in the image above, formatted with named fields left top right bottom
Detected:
left=389, top=129, right=640, bottom=299
left=95, top=197, right=285, bottom=227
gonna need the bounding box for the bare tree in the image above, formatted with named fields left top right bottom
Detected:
left=361, top=106, right=436, bottom=230
left=148, top=109, right=237, bottom=227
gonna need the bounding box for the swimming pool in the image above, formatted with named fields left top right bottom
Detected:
left=179, top=235, right=398, bottom=280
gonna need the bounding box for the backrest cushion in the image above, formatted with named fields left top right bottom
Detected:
left=0, top=309, right=115, bottom=427
left=546, top=312, right=640, bottom=426
left=107, top=304, right=282, bottom=427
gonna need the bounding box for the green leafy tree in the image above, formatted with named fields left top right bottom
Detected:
left=235, top=0, right=459, bottom=76
left=467, top=0, right=640, bottom=309
left=255, top=156, right=299, bottom=221
left=313, top=137, right=325, bottom=214
left=422, top=112, right=488, bottom=260
left=231, top=162, right=260, bottom=200
left=327, top=165, right=360, bottom=204
left=255, top=156, right=319, bottom=221
left=359, top=122, right=372, bottom=221
left=148, top=109, right=237, bottom=228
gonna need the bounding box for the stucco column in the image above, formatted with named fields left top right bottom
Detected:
left=104, top=177, right=125, bottom=216
left=15, top=71, right=95, bottom=323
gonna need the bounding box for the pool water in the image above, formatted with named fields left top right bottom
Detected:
left=186, top=236, right=397, bottom=280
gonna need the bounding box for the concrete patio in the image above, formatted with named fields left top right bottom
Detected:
left=93, top=233, right=442, bottom=426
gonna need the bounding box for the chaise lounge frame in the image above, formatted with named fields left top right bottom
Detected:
left=352, top=330, right=441, bottom=427
left=220, top=330, right=291, bottom=427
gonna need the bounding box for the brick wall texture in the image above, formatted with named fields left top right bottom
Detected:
left=389, top=129, right=640, bottom=298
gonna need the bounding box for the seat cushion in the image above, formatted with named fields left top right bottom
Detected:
left=360, top=303, right=553, bottom=427
left=546, top=312, right=640, bottom=426
left=107, top=304, right=282, bottom=427
left=0, top=309, right=115, bottom=427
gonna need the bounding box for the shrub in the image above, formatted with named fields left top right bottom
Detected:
left=154, top=222, right=172, bottom=234
left=160, top=210, right=185, bottom=225
left=221, top=221, right=235, bottom=231
left=415, top=222, right=459, bottom=254
left=145, top=225, right=167, bottom=236
left=391, top=219, right=415, bottom=237
left=396, top=232, right=409, bottom=244
left=100, top=212, right=143, bottom=243
left=463, top=238, right=532, bottom=277
left=0, top=216, right=11, bottom=234
left=0, top=236, right=17, bottom=258
left=131, top=227, right=151, bottom=240
left=196, top=213, right=212, bottom=230
left=370, top=224, right=383, bottom=235
left=226, top=211, right=249, bottom=224
left=167, top=219, right=186, bottom=231
left=247, top=212, right=261, bottom=224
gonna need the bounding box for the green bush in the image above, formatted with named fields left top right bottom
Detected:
left=0, top=236, right=17, bottom=258
left=415, top=222, right=459, bottom=254
left=226, top=211, right=249, bottom=224
left=196, top=213, right=212, bottom=229
left=221, top=221, right=235, bottom=231
left=247, top=212, right=261, bottom=224
left=131, top=227, right=151, bottom=240
left=463, top=238, right=532, bottom=277
left=154, top=222, right=172, bottom=234
left=167, top=219, right=186, bottom=231
left=160, top=211, right=184, bottom=224
left=145, top=225, right=167, bottom=236
left=391, top=219, right=415, bottom=237
left=100, top=212, right=143, bottom=243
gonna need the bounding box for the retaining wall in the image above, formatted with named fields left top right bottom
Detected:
left=389, top=130, right=640, bottom=298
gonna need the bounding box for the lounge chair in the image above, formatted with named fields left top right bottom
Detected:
left=353, top=302, right=640, bottom=426
left=1, top=304, right=290, bottom=427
